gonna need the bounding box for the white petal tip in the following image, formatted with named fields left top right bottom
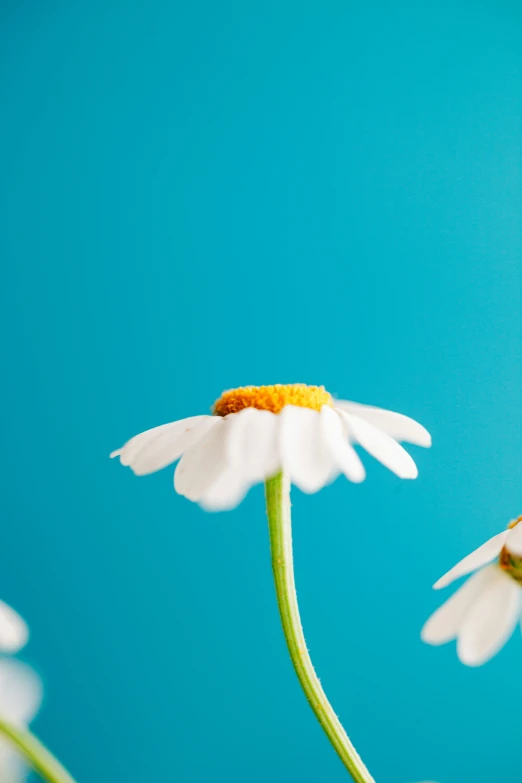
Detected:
left=420, top=617, right=448, bottom=646
left=110, top=450, right=121, bottom=459
left=344, top=464, right=366, bottom=484
left=200, top=500, right=240, bottom=512
left=414, top=428, right=432, bottom=449
left=0, top=603, right=29, bottom=654
left=0, top=634, right=29, bottom=654
left=420, top=629, right=437, bottom=646
left=457, top=650, right=485, bottom=667
left=293, top=481, right=326, bottom=495
left=433, top=577, right=448, bottom=590
left=396, top=464, right=419, bottom=480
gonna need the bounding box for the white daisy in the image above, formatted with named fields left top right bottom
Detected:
left=111, top=383, right=431, bottom=510
left=0, top=603, right=28, bottom=655
left=0, top=658, right=43, bottom=782
left=421, top=517, right=522, bottom=666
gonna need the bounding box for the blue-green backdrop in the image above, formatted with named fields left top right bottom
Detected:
left=1, top=1, right=520, bottom=781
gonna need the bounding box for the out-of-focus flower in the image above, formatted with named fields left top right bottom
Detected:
left=0, top=658, right=43, bottom=782
left=111, top=383, right=431, bottom=510
left=0, top=602, right=28, bottom=655
left=422, top=518, right=522, bottom=666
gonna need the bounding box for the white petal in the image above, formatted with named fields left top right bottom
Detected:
left=0, top=602, right=28, bottom=654
left=225, top=408, right=280, bottom=481
left=0, top=741, right=26, bottom=783
left=457, top=568, right=521, bottom=666
left=111, top=416, right=217, bottom=475
left=112, top=422, right=177, bottom=464
left=338, top=410, right=418, bottom=479
left=174, top=420, right=227, bottom=502
left=433, top=531, right=509, bottom=589
left=280, top=406, right=336, bottom=493
left=335, top=400, right=431, bottom=447
left=506, top=523, right=522, bottom=557
left=200, top=468, right=250, bottom=511
left=0, top=659, right=42, bottom=725
left=130, top=417, right=218, bottom=476
left=320, top=407, right=365, bottom=483
left=421, top=567, right=497, bottom=645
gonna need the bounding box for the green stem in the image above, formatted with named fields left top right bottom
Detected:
left=0, top=720, right=78, bottom=783
left=265, top=472, right=375, bottom=783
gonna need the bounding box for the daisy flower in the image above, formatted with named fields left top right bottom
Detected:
left=110, top=383, right=431, bottom=509
left=0, top=659, right=42, bottom=783
left=112, top=383, right=432, bottom=781
left=421, top=517, right=522, bottom=666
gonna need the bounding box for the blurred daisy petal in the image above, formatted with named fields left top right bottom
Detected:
left=335, top=400, right=431, bottom=447
left=506, top=523, right=522, bottom=556
left=112, top=422, right=179, bottom=465
left=321, top=407, right=365, bottom=483
left=457, top=569, right=521, bottom=666
left=201, top=469, right=249, bottom=512
left=226, top=408, right=280, bottom=481
left=433, top=531, right=509, bottom=589
left=339, top=411, right=418, bottom=479
left=280, top=406, right=335, bottom=493
left=174, top=422, right=226, bottom=502
left=0, top=602, right=28, bottom=654
left=0, top=741, right=27, bottom=783
left=0, top=659, right=42, bottom=726
left=113, top=416, right=217, bottom=475
left=421, top=567, right=497, bottom=645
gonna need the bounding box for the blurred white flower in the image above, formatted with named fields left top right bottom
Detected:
left=111, top=383, right=430, bottom=510
left=0, top=603, right=28, bottom=655
left=0, top=658, right=43, bottom=782
left=422, top=519, right=522, bottom=666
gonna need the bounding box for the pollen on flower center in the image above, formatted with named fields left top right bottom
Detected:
left=499, top=546, right=522, bottom=583
left=500, top=517, right=522, bottom=583
left=212, top=384, right=333, bottom=416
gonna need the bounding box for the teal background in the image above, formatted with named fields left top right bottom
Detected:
left=1, top=2, right=520, bottom=782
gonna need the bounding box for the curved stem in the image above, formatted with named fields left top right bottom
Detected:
left=265, top=472, right=375, bottom=782
left=0, top=719, right=78, bottom=783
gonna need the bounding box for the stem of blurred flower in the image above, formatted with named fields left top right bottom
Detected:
left=0, top=720, right=77, bottom=783
left=265, top=472, right=375, bottom=783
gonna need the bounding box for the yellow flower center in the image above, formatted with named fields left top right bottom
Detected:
left=507, top=515, right=522, bottom=530
left=500, top=516, right=522, bottom=583
left=212, top=384, right=333, bottom=416
left=499, top=547, right=522, bottom=583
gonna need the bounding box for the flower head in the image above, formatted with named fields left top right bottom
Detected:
left=421, top=518, right=522, bottom=666
left=0, top=602, right=43, bottom=781
left=111, top=383, right=431, bottom=510
left=0, top=658, right=43, bottom=782
left=0, top=604, right=41, bottom=783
